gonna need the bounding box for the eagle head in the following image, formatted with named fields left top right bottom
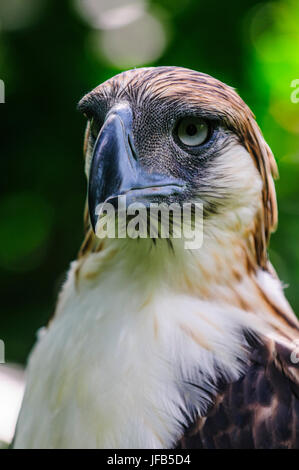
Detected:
left=78, top=66, right=278, bottom=268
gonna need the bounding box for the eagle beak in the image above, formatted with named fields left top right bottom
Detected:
left=88, top=103, right=185, bottom=232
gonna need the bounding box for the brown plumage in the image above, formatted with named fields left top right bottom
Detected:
left=177, top=335, right=299, bottom=449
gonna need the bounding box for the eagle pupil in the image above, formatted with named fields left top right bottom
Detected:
left=186, top=124, right=197, bottom=136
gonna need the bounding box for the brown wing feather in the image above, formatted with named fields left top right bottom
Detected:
left=176, top=336, right=299, bottom=449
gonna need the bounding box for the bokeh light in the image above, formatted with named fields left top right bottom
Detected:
left=93, top=11, right=167, bottom=68
left=247, top=0, right=299, bottom=135
left=74, top=0, right=168, bottom=68
left=74, top=0, right=147, bottom=30
left=0, top=0, right=46, bottom=31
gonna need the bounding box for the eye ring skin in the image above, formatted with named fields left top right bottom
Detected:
left=172, top=117, right=218, bottom=156
left=177, top=117, right=208, bottom=146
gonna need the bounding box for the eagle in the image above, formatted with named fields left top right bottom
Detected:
left=14, top=67, right=299, bottom=449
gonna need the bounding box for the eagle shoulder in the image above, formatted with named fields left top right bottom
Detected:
left=176, top=334, right=299, bottom=449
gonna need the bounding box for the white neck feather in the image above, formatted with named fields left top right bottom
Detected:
left=15, top=231, right=285, bottom=449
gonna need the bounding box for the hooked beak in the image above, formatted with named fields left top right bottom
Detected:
left=88, top=103, right=185, bottom=232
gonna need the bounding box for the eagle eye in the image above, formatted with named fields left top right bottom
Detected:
left=175, top=117, right=209, bottom=148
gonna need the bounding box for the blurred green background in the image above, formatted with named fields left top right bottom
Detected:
left=0, top=0, right=298, bottom=364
